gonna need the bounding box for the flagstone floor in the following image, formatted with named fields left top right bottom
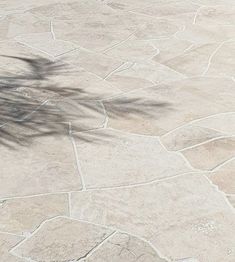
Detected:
left=0, top=0, right=235, bottom=261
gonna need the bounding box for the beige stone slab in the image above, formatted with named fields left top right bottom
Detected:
left=207, top=159, right=235, bottom=194
left=29, top=0, right=108, bottom=20
left=131, top=1, right=198, bottom=19
left=163, top=43, right=219, bottom=76
left=0, top=41, right=52, bottom=73
left=105, top=77, right=235, bottom=135
left=71, top=174, right=235, bottom=261
left=0, top=194, right=68, bottom=235
left=0, top=233, right=25, bottom=262
left=13, top=217, right=113, bottom=261
left=227, top=195, right=235, bottom=209
left=152, top=37, right=193, bottom=64
left=74, top=129, right=192, bottom=188
left=48, top=69, right=121, bottom=100
left=15, top=32, right=77, bottom=57
left=196, top=6, right=235, bottom=25
left=182, top=137, right=235, bottom=171
left=106, top=61, right=185, bottom=92
left=176, top=24, right=235, bottom=45
left=55, top=99, right=106, bottom=132
left=194, top=0, right=235, bottom=5
left=0, top=124, right=82, bottom=198
left=0, top=91, right=41, bottom=125
left=0, top=13, right=49, bottom=41
left=53, top=15, right=136, bottom=52
left=85, top=232, right=166, bottom=262
left=60, top=48, right=124, bottom=79
left=195, top=113, right=235, bottom=136
left=24, top=98, right=105, bottom=133
left=206, top=41, right=235, bottom=78
left=103, top=38, right=158, bottom=62
left=161, top=125, right=224, bottom=151
left=134, top=19, right=179, bottom=40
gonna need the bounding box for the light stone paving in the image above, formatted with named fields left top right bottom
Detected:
left=0, top=0, right=234, bottom=261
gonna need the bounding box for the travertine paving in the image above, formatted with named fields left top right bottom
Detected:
left=0, top=0, right=234, bottom=261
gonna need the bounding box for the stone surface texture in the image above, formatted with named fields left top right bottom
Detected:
left=0, top=0, right=234, bottom=261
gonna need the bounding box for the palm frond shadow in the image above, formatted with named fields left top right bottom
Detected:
left=0, top=55, right=172, bottom=149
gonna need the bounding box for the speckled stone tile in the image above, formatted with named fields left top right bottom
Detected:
left=13, top=217, right=113, bottom=261
left=1, top=0, right=235, bottom=261
left=71, top=174, right=235, bottom=261
left=0, top=124, right=82, bottom=198
left=0, top=194, right=68, bottom=235
left=84, top=232, right=167, bottom=262
left=74, top=129, right=192, bottom=188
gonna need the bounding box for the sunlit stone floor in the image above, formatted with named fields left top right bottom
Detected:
left=0, top=0, right=235, bottom=261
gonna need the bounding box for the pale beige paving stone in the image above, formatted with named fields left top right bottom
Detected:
left=193, top=0, right=235, bottom=5
left=160, top=125, right=224, bottom=151
left=55, top=99, right=106, bottom=132
left=206, top=41, right=235, bottom=78
left=106, top=61, right=185, bottom=92
left=131, top=1, right=199, bottom=19
left=0, top=0, right=68, bottom=16
left=0, top=12, right=49, bottom=41
left=196, top=5, right=235, bottom=26
left=176, top=24, right=235, bottom=45
left=29, top=0, right=108, bottom=20
left=48, top=68, right=121, bottom=100
left=60, top=48, right=124, bottom=79
left=15, top=32, right=77, bottom=57
left=134, top=19, right=179, bottom=40
left=152, top=37, right=193, bottom=64
left=74, top=129, right=192, bottom=188
left=53, top=15, right=136, bottom=52
left=0, top=232, right=25, bottom=262
left=71, top=174, right=235, bottom=262
left=105, top=77, right=235, bottom=136
left=103, top=38, right=158, bottom=62
left=194, top=112, right=235, bottom=136
left=182, top=137, right=235, bottom=171
left=227, top=195, right=235, bottom=209
left=207, top=159, right=235, bottom=194
left=0, top=123, right=82, bottom=198
left=84, top=232, right=167, bottom=262
left=13, top=217, right=114, bottom=261
left=0, top=194, right=69, bottom=235
left=163, top=43, right=219, bottom=76
left=0, top=41, right=52, bottom=73
left=23, top=97, right=106, bottom=132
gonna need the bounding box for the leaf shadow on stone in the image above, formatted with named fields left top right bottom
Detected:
left=0, top=55, right=172, bottom=149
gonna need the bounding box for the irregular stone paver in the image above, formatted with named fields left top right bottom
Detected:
left=74, top=129, right=192, bottom=188
left=106, top=60, right=185, bottom=92
left=0, top=233, right=25, bottom=262
left=13, top=217, right=113, bottom=261
left=161, top=125, right=224, bottom=151
left=85, top=232, right=166, bottom=262
left=71, top=174, right=235, bottom=262
left=182, top=137, right=235, bottom=171
left=0, top=194, right=68, bottom=235
left=0, top=124, right=82, bottom=198
left=105, top=77, right=235, bottom=135
left=15, top=32, right=77, bottom=57
left=1, top=0, right=235, bottom=261
left=207, top=159, right=235, bottom=194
